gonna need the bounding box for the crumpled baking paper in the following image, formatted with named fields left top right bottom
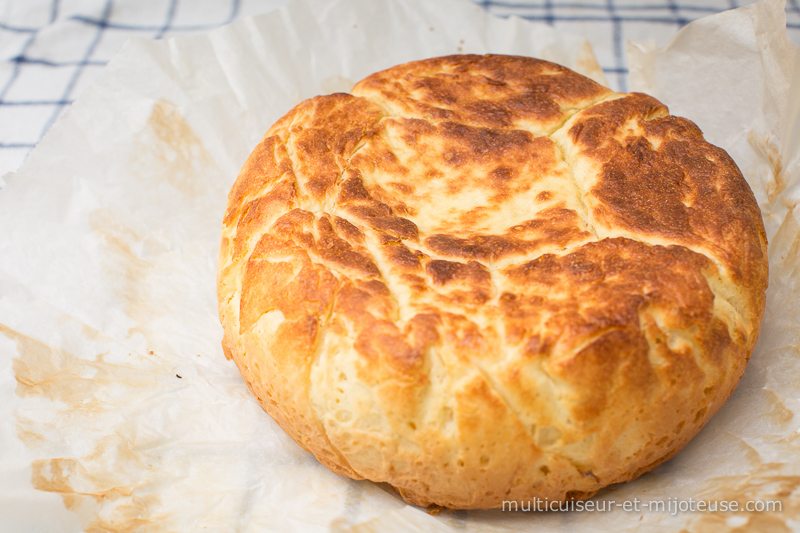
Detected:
left=0, top=0, right=798, bottom=531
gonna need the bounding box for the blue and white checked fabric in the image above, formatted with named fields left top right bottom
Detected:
left=1, top=0, right=799, bottom=179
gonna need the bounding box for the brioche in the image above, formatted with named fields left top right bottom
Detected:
left=217, top=55, right=768, bottom=509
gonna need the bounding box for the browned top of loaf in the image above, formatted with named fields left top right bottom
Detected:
left=217, top=54, right=768, bottom=509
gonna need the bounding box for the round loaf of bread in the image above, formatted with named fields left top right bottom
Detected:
left=217, top=55, right=768, bottom=509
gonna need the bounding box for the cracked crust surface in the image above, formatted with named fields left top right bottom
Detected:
left=217, top=54, right=768, bottom=509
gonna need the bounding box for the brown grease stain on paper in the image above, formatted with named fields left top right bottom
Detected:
left=684, top=473, right=800, bottom=533
left=89, top=208, right=154, bottom=341
left=6, top=98, right=219, bottom=531
left=30, top=433, right=162, bottom=533
left=4, top=321, right=167, bottom=531
left=134, top=99, right=217, bottom=198
left=6, top=323, right=105, bottom=407
left=748, top=132, right=786, bottom=204
left=94, top=98, right=223, bottom=344
left=764, top=389, right=794, bottom=428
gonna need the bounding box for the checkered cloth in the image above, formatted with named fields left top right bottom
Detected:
left=2, top=0, right=799, bottom=179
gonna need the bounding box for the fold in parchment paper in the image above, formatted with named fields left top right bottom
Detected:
left=0, top=0, right=798, bottom=531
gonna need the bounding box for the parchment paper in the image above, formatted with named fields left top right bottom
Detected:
left=0, top=0, right=798, bottom=531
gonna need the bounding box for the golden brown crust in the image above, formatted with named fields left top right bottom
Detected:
left=217, top=54, right=768, bottom=509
